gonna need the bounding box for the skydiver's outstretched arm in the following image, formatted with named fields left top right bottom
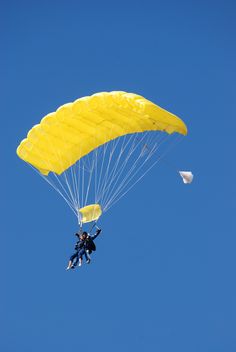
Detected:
left=90, top=228, right=102, bottom=240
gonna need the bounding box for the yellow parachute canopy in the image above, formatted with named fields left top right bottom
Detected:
left=16, top=91, right=187, bottom=176
left=78, top=204, right=102, bottom=224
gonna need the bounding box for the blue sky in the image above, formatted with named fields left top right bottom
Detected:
left=1, top=0, right=235, bottom=351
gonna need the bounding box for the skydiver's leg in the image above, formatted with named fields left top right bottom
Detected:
left=85, top=250, right=91, bottom=264
left=66, top=252, right=78, bottom=270
left=73, top=252, right=80, bottom=267
left=77, top=248, right=86, bottom=266
left=66, top=260, right=73, bottom=270
left=83, top=248, right=89, bottom=262
left=66, top=262, right=72, bottom=270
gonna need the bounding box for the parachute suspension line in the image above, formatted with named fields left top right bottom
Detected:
left=97, top=135, right=131, bottom=207
left=108, top=132, right=169, bottom=207
left=68, top=146, right=82, bottom=210
left=103, top=134, right=131, bottom=193
left=95, top=140, right=107, bottom=204
left=97, top=133, right=139, bottom=206
left=95, top=141, right=113, bottom=203
left=94, top=147, right=98, bottom=205
left=89, top=220, right=97, bottom=234
left=28, top=164, right=78, bottom=217
left=81, top=164, right=85, bottom=208
left=51, top=171, right=76, bottom=212
left=102, top=131, right=170, bottom=211
left=103, top=134, right=140, bottom=197
left=95, top=135, right=122, bottom=204
left=78, top=157, right=82, bottom=210
left=78, top=216, right=83, bottom=229
left=101, top=132, right=152, bottom=209
left=75, top=162, right=80, bottom=209
left=70, top=163, right=78, bottom=209
left=73, top=162, right=80, bottom=209
left=44, top=174, right=77, bottom=216
left=84, top=158, right=95, bottom=207
left=98, top=137, right=119, bottom=203
left=95, top=126, right=114, bottom=204
left=91, top=128, right=103, bottom=204
left=102, top=135, right=160, bottom=211
left=103, top=140, right=163, bottom=211
left=66, top=167, right=75, bottom=209
left=63, top=169, right=77, bottom=210
left=95, top=132, right=139, bottom=209
left=104, top=133, right=183, bottom=212
left=102, top=134, right=147, bottom=201
left=58, top=138, right=81, bottom=213
left=97, top=136, right=132, bottom=204
left=52, top=172, right=75, bottom=207
left=96, top=135, right=123, bottom=205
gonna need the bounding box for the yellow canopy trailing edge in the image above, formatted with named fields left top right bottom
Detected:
left=78, top=204, right=102, bottom=224
left=16, top=91, right=187, bottom=175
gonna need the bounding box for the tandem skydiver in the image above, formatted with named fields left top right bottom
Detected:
left=66, top=227, right=102, bottom=270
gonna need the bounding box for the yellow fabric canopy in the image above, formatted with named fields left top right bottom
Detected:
left=17, top=91, right=187, bottom=175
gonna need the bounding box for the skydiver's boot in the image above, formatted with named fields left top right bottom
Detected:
left=78, top=258, right=83, bottom=267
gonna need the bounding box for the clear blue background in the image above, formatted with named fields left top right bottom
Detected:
left=1, top=1, right=235, bottom=351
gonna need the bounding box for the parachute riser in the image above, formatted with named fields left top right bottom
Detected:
left=77, top=220, right=97, bottom=234
left=77, top=208, right=98, bottom=233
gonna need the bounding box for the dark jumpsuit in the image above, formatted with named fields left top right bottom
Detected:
left=85, top=229, right=101, bottom=253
